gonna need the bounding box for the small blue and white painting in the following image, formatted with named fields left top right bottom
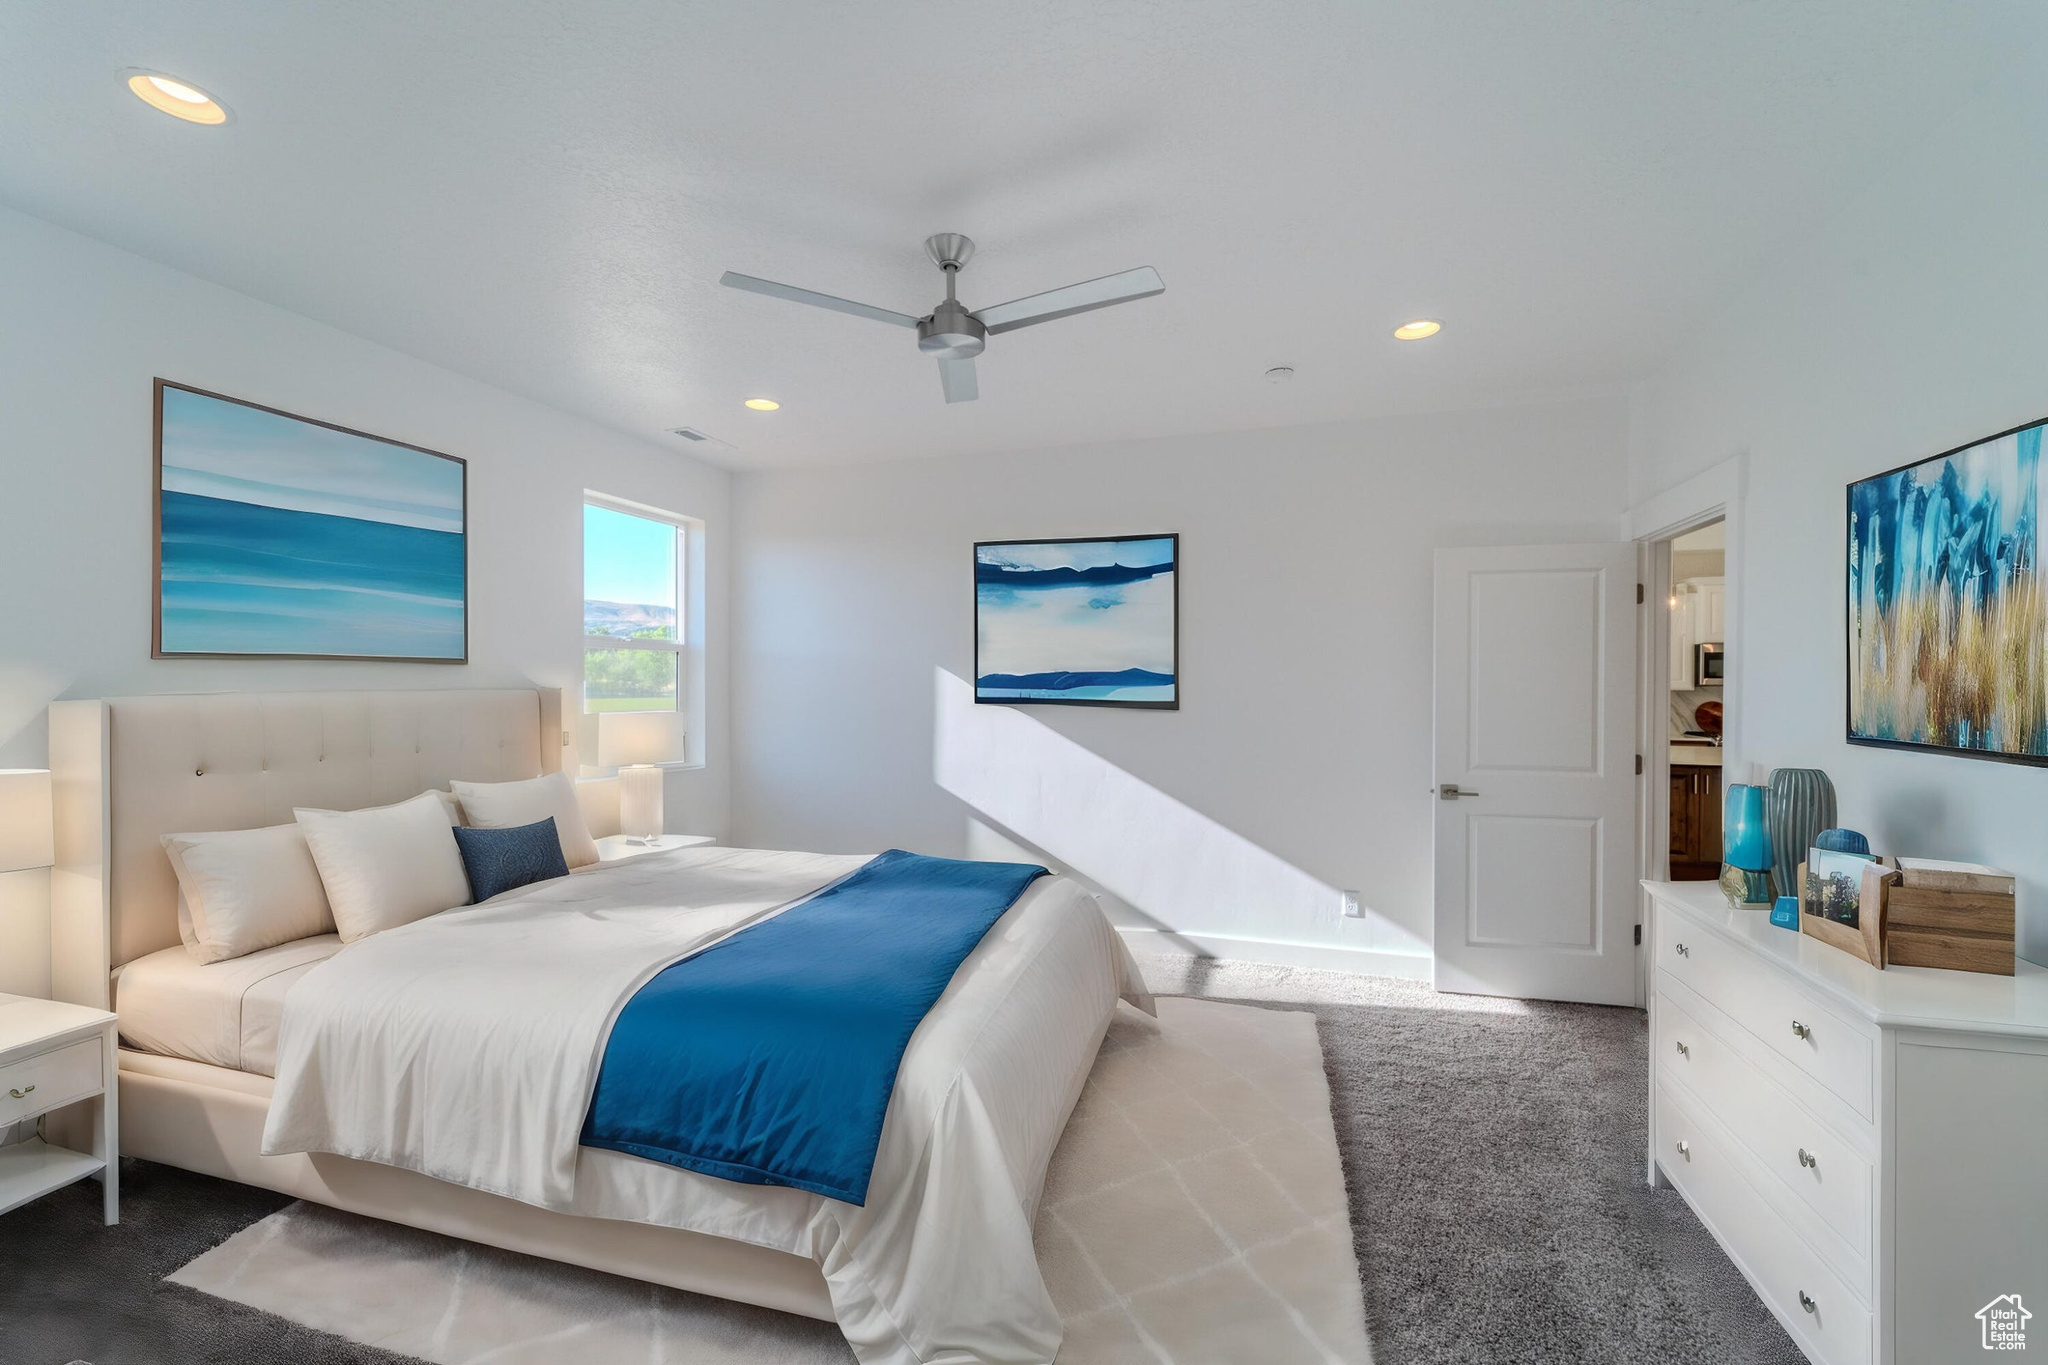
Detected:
left=975, top=535, right=1178, bottom=708
left=155, top=382, right=467, bottom=660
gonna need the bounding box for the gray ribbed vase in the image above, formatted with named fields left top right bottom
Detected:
left=1766, top=768, right=1836, bottom=900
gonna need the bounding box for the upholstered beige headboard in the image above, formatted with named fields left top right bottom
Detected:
left=48, top=688, right=595, bottom=1006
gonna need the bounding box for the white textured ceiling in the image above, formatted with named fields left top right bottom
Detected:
left=0, top=2, right=2036, bottom=468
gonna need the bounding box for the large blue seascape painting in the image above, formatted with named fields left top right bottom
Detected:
left=1848, top=420, right=2045, bottom=762
left=975, top=535, right=1177, bottom=707
left=155, top=383, right=467, bottom=660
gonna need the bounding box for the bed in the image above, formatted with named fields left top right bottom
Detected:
left=49, top=688, right=1143, bottom=1365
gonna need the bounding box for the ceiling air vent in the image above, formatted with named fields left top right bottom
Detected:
left=666, top=427, right=738, bottom=455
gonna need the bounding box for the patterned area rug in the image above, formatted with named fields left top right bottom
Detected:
left=167, top=997, right=1371, bottom=1364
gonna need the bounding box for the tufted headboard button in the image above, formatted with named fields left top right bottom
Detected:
left=194, top=767, right=205, bottom=777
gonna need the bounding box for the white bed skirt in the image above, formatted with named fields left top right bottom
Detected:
left=116, top=1048, right=840, bottom=1320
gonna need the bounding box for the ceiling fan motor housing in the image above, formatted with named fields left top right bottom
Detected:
left=918, top=300, right=986, bottom=358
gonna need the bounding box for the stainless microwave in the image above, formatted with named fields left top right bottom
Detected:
left=1695, top=641, right=1724, bottom=688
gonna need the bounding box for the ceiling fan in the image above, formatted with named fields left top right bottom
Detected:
left=719, top=234, right=1164, bottom=404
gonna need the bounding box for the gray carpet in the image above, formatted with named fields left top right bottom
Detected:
left=1152, top=956, right=1804, bottom=1365
left=0, top=1157, right=424, bottom=1365
left=0, top=961, right=1801, bottom=1365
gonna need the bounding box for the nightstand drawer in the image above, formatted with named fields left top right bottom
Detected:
left=0, top=1037, right=103, bottom=1126
left=1657, top=918, right=1874, bottom=1118
left=1656, top=987, right=1873, bottom=1274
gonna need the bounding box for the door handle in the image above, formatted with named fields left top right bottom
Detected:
left=1437, top=783, right=1480, bottom=800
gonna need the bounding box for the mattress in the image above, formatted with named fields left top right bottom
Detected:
left=113, top=935, right=342, bottom=1076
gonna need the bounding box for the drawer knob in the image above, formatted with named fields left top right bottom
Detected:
left=1674, top=1139, right=1691, bottom=1161
left=1798, top=1290, right=1816, bottom=1314
left=6, top=1083, right=32, bottom=1099
left=1675, top=942, right=1691, bottom=957
left=1798, top=1147, right=1817, bottom=1169
left=1790, top=1020, right=1812, bottom=1040
left=1674, top=1040, right=1690, bottom=1058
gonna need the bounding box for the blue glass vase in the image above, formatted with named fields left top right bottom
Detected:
left=1720, top=783, right=1774, bottom=908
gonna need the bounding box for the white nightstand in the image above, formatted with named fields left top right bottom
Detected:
left=0, top=993, right=118, bottom=1224
left=595, top=833, right=717, bottom=862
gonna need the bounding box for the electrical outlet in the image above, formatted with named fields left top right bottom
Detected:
left=1341, top=890, right=1363, bottom=919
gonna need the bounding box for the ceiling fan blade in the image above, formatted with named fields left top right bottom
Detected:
left=938, top=355, right=979, bottom=404
left=718, top=272, right=920, bottom=328
left=972, top=266, right=1164, bottom=335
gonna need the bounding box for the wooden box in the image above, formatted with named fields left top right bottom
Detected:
left=1883, top=861, right=2016, bottom=976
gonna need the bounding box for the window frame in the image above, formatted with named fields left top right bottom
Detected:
left=581, top=493, right=689, bottom=716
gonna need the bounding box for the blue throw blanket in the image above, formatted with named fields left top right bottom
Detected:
left=581, top=849, right=1048, bottom=1205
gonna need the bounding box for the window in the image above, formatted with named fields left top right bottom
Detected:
left=583, top=499, right=685, bottom=713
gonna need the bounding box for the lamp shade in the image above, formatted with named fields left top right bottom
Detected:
left=0, top=769, right=55, bottom=873
left=1723, top=783, right=1773, bottom=873
left=596, top=710, right=684, bottom=768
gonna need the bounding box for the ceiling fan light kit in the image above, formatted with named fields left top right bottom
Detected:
left=719, top=234, right=1164, bottom=404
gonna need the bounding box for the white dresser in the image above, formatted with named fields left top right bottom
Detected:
left=1644, top=880, right=2048, bottom=1365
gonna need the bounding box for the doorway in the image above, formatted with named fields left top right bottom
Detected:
left=1663, top=521, right=1726, bottom=880
left=1629, top=452, right=1745, bottom=1004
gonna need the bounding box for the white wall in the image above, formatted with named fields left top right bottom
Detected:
left=0, top=207, right=732, bottom=995
left=731, top=398, right=1629, bottom=973
left=1632, top=78, right=2048, bottom=964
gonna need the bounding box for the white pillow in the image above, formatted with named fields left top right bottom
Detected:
left=450, top=772, right=600, bottom=869
left=161, top=823, right=338, bottom=965
left=295, top=791, right=472, bottom=942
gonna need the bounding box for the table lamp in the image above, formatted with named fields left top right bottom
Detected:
left=596, top=712, right=683, bottom=844
left=1719, top=782, right=1774, bottom=908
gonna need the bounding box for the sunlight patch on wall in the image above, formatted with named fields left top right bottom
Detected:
left=934, top=667, right=1429, bottom=960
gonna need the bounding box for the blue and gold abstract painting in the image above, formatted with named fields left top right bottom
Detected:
left=155, top=382, right=467, bottom=660
left=975, top=535, right=1177, bottom=707
left=1849, top=419, right=2044, bottom=762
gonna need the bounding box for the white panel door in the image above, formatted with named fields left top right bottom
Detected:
left=1432, top=544, right=1638, bottom=1005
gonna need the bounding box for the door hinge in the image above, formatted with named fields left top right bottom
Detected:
left=1635, top=753, right=1644, bottom=775
left=1637, top=582, right=1645, bottom=604
left=1634, top=924, right=1643, bottom=946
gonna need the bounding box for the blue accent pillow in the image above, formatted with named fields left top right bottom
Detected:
left=453, top=817, right=571, bottom=902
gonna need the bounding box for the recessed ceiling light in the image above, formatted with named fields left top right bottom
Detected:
left=1264, top=366, right=1295, bottom=384
left=743, top=398, right=780, bottom=412
left=124, top=69, right=231, bottom=124
left=1393, top=319, right=1442, bottom=341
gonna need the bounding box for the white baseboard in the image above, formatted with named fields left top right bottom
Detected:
left=1116, top=926, right=1432, bottom=981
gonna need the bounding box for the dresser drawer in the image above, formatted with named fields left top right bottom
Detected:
left=1656, top=1082, right=1873, bottom=1365
left=1657, top=918, right=1874, bottom=1118
left=1656, top=988, right=1873, bottom=1273
left=0, top=1036, right=103, bottom=1126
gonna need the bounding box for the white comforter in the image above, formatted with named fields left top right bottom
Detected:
left=264, top=846, right=1147, bottom=1365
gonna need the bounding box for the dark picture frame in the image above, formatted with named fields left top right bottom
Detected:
left=1845, top=416, right=2046, bottom=767
left=153, top=379, right=469, bottom=663
left=974, top=533, right=1180, bottom=710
